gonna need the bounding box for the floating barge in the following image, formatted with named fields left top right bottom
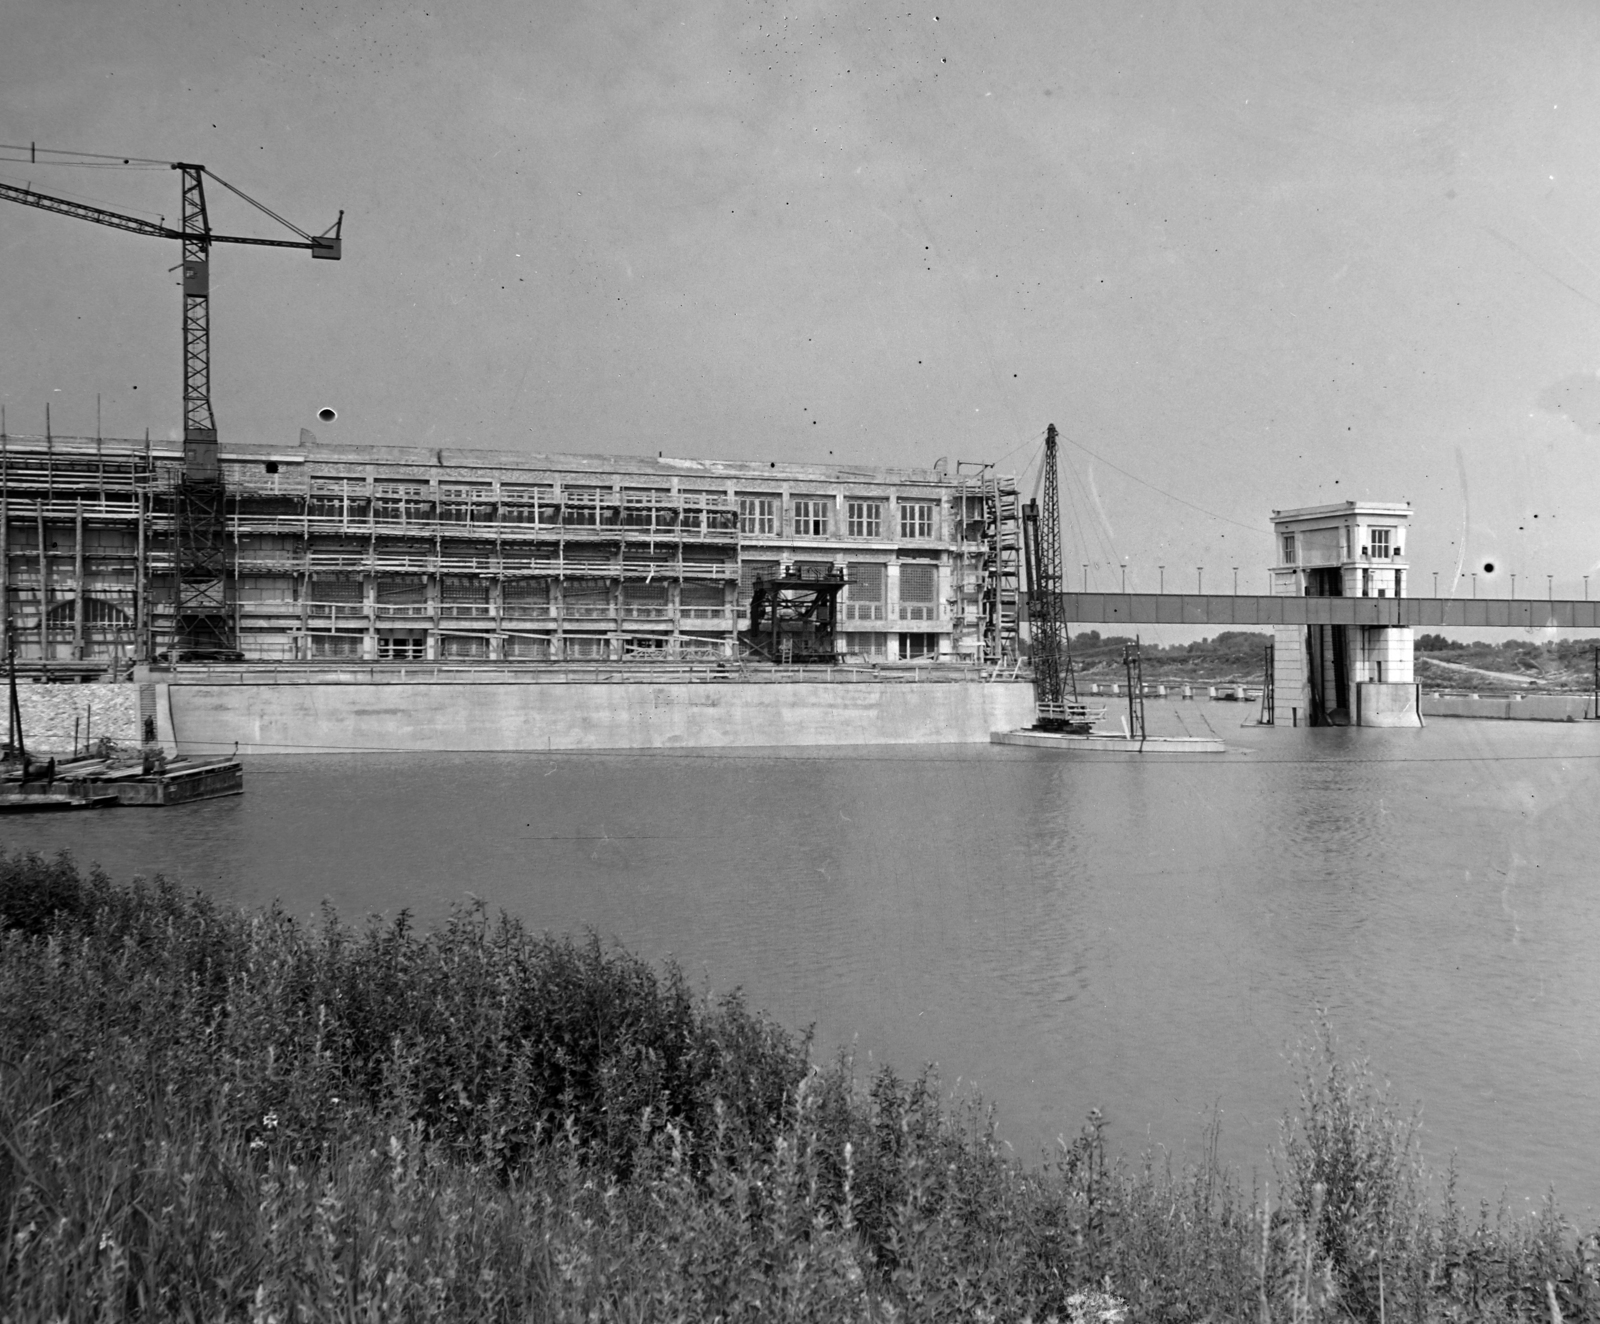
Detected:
left=0, top=783, right=118, bottom=813
left=1, top=756, right=243, bottom=810
left=991, top=729, right=1225, bottom=754
left=991, top=696, right=1227, bottom=754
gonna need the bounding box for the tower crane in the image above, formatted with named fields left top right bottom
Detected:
left=0, top=150, right=342, bottom=656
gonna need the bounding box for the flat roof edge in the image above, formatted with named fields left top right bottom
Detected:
left=1270, top=500, right=1412, bottom=522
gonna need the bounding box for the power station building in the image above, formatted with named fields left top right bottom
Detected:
left=0, top=431, right=1021, bottom=671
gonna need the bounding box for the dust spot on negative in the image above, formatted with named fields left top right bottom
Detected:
left=317, top=408, right=337, bottom=423
left=1483, top=562, right=1495, bottom=573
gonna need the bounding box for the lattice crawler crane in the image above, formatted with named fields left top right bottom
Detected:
left=1021, top=423, right=1078, bottom=729
left=0, top=151, right=342, bottom=658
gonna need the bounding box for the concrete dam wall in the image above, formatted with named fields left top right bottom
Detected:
left=156, top=674, right=1037, bottom=755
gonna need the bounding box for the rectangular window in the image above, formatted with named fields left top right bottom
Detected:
left=845, top=561, right=886, bottom=622
left=1281, top=534, right=1296, bottom=565
left=565, top=635, right=609, bottom=659
left=562, top=486, right=604, bottom=527
left=376, top=633, right=427, bottom=661
left=499, top=483, right=550, bottom=503
left=439, top=483, right=491, bottom=524
left=623, top=581, right=670, bottom=609
left=373, top=482, right=431, bottom=525
left=499, top=484, right=554, bottom=525
left=1370, top=528, right=1392, bottom=558
left=622, top=488, right=670, bottom=528
left=440, top=577, right=489, bottom=604
left=441, top=635, right=489, bottom=659
left=738, top=496, right=777, bottom=535
left=681, top=491, right=731, bottom=534
left=899, top=562, right=938, bottom=621
left=504, top=634, right=552, bottom=660
left=562, top=579, right=614, bottom=618
left=309, top=477, right=368, bottom=521
left=308, top=578, right=363, bottom=603
left=375, top=578, right=428, bottom=605
left=793, top=498, right=831, bottom=537
left=899, top=501, right=937, bottom=540
left=843, top=631, right=888, bottom=660
left=308, top=632, right=362, bottom=658
left=847, top=501, right=884, bottom=538
left=502, top=578, right=550, bottom=604
left=680, top=582, right=725, bottom=618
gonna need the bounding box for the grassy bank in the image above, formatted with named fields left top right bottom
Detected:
left=2, top=853, right=1595, bottom=1322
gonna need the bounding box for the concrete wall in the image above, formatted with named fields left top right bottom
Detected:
left=164, top=678, right=1038, bottom=754
left=1423, top=692, right=1594, bottom=722
left=7, top=682, right=140, bottom=755
left=1355, top=626, right=1413, bottom=683
left=1355, top=681, right=1422, bottom=727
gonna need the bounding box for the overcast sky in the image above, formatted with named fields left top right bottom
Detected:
left=4, top=0, right=1600, bottom=598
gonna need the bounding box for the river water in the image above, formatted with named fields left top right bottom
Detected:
left=7, top=717, right=1599, bottom=1215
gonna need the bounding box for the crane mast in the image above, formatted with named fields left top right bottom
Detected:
left=0, top=156, right=341, bottom=657
left=1022, top=423, right=1073, bottom=729
left=176, top=165, right=228, bottom=655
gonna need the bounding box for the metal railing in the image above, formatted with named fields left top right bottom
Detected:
left=161, top=657, right=1031, bottom=685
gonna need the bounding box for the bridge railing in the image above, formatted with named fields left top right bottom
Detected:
left=1058, top=593, right=1600, bottom=630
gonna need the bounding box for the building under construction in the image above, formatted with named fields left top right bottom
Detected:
left=0, top=430, right=1022, bottom=671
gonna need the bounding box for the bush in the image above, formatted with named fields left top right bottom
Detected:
left=3, top=853, right=1598, bottom=1321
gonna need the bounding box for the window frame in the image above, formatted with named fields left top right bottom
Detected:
left=738, top=495, right=777, bottom=536
left=846, top=500, right=885, bottom=539
left=793, top=498, right=831, bottom=538
left=899, top=501, right=937, bottom=540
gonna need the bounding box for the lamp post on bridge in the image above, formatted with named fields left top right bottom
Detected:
left=1082, top=564, right=1088, bottom=592
left=1121, top=563, right=1127, bottom=593
left=1197, top=567, right=1204, bottom=594
left=1158, top=565, right=1164, bottom=593
left=1232, top=566, right=1238, bottom=595
left=1549, top=575, right=1554, bottom=600
left=1433, top=572, right=1438, bottom=597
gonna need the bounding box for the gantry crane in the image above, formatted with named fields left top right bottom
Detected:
left=0, top=151, right=341, bottom=656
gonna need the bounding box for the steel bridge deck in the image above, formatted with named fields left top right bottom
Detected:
left=1059, top=594, right=1600, bottom=630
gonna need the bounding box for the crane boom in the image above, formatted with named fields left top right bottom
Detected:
left=1024, top=423, right=1074, bottom=728
left=0, top=180, right=338, bottom=252
left=0, top=157, right=342, bottom=658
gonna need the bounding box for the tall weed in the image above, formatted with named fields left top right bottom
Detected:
left=3, top=852, right=1597, bottom=1322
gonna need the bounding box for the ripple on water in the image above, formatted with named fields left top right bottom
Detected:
left=7, top=724, right=1600, bottom=1215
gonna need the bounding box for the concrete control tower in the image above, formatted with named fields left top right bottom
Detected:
left=1269, top=501, right=1421, bottom=726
